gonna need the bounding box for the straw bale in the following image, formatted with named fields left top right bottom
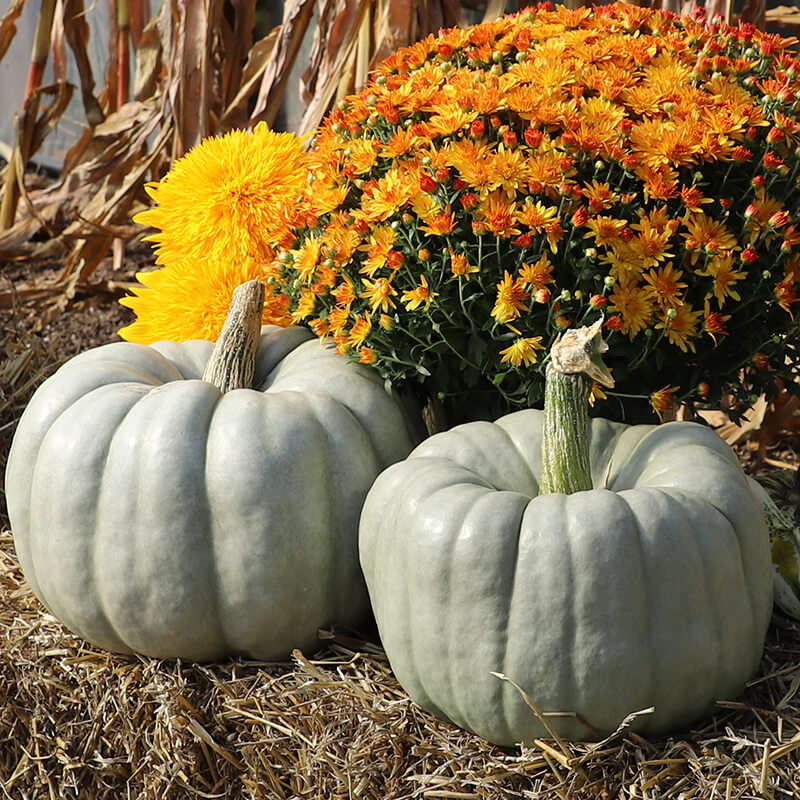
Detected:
left=2, top=523, right=800, bottom=799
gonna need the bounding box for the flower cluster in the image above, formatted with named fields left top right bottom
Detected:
left=278, top=2, right=800, bottom=424
left=120, top=123, right=307, bottom=343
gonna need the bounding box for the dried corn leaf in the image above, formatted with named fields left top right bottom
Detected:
left=252, top=0, right=316, bottom=128
left=299, top=0, right=371, bottom=135
left=481, top=0, right=506, bottom=23
left=220, top=0, right=256, bottom=110
left=171, top=0, right=214, bottom=154
left=133, top=0, right=167, bottom=102
left=217, top=30, right=279, bottom=131
left=741, top=0, right=767, bottom=27
left=372, top=0, right=414, bottom=66
left=766, top=5, right=800, bottom=28
left=64, top=0, right=105, bottom=127
left=0, top=0, right=27, bottom=63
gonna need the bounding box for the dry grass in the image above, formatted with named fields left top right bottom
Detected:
left=2, top=524, right=800, bottom=799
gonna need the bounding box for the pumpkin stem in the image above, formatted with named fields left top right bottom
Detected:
left=202, top=280, right=265, bottom=392
left=539, top=318, right=614, bottom=495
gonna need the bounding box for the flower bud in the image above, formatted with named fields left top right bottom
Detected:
left=571, top=206, right=590, bottom=227
left=420, top=173, right=437, bottom=193
left=533, top=287, right=551, bottom=304
left=741, top=246, right=759, bottom=263
left=768, top=126, right=786, bottom=144
left=524, top=127, right=543, bottom=148
left=770, top=210, right=791, bottom=228
left=604, top=315, right=623, bottom=330
left=589, top=294, right=607, bottom=309
left=555, top=315, right=571, bottom=329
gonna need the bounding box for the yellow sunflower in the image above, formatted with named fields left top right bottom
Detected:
left=134, top=123, right=308, bottom=267
left=118, top=257, right=291, bottom=344
left=121, top=123, right=307, bottom=343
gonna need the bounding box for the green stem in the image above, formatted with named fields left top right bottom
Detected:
left=539, top=318, right=614, bottom=495
left=539, top=365, right=594, bottom=495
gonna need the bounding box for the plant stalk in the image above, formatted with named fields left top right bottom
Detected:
left=0, top=0, right=57, bottom=230
left=539, top=318, right=615, bottom=495
left=202, top=280, right=265, bottom=393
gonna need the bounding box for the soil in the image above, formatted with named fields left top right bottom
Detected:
left=0, top=243, right=156, bottom=528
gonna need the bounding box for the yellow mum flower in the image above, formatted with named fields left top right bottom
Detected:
left=360, top=277, right=398, bottom=313
left=119, top=257, right=290, bottom=344
left=134, top=123, right=308, bottom=267
left=401, top=275, right=438, bottom=311
left=649, top=385, right=679, bottom=421
left=499, top=337, right=545, bottom=367
left=608, top=283, right=654, bottom=338
left=492, top=271, right=529, bottom=324
left=656, top=303, right=703, bottom=353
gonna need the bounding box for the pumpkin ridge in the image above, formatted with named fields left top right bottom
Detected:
left=101, top=380, right=224, bottom=658
left=606, top=489, right=657, bottom=732
left=453, top=487, right=529, bottom=737
left=656, top=488, right=729, bottom=704
left=497, top=502, right=523, bottom=746
left=92, top=382, right=171, bottom=653
left=640, top=487, right=723, bottom=728
left=64, top=343, right=186, bottom=384
left=292, top=389, right=378, bottom=626
left=32, top=384, right=151, bottom=653
left=630, top=442, right=766, bottom=628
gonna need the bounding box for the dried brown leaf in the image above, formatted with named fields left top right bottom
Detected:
left=133, top=0, right=166, bottom=102
left=218, top=30, right=279, bottom=131
left=740, top=0, right=767, bottom=27
left=63, top=0, right=105, bottom=127
left=28, top=82, right=75, bottom=158
left=766, top=5, right=800, bottom=28
left=704, top=0, right=732, bottom=23
left=172, top=0, right=217, bottom=155
left=0, top=0, right=27, bottom=63
left=220, top=0, right=256, bottom=110
left=481, top=0, right=506, bottom=23
left=372, top=0, right=413, bottom=66
left=251, top=0, right=315, bottom=126
left=298, top=0, right=370, bottom=136
left=51, top=1, right=68, bottom=82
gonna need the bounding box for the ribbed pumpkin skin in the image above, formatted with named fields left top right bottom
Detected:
left=359, top=409, right=772, bottom=744
left=6, top=326, right=419, bottom=661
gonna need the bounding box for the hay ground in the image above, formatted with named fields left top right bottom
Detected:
left=3, top=250, right=800, bottom=799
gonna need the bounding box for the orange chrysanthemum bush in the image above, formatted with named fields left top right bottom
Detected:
left=279, top=2, right=800, bottom=424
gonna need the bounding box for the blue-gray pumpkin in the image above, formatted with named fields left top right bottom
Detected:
left=6, top=318, right=419, bottom=661
left=359, top=329, right=772, bottom=745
